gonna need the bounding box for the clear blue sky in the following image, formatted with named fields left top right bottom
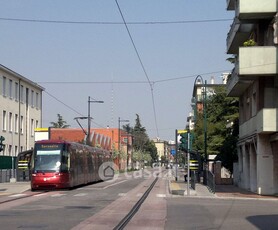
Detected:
left=0, top=0, right=234, bottom=141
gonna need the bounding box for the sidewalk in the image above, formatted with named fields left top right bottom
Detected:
left=0, top=181, right=30, bottom=195
left=169, top=179, right=278, bottom=200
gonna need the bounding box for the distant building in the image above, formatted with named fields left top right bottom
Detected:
left=153, top=138, right=170, bottom=163
left=226, top=0, right=278, bottom=195
left=188, top=76, right=226, bottom=131
left=0, top=64, right=44, bottom=156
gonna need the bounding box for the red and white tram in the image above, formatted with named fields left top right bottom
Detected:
left=31, top=140, right=113, bottom=190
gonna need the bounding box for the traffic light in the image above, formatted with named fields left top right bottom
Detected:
left=179, top=132, right=188, bottom=152
left=0, top=136, right=5, bottom=152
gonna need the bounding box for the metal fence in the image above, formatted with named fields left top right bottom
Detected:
left=0, top=169, right=16, bottom=183
left=206, top=170, right=215, bottom=193
left=190, top=171, right=197, bottom=190
left=0, top=154, right=31, bottom=183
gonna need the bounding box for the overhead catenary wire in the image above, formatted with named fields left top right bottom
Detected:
left=37, top=60, right=278, bottom=85
left=44, top=90, right=106, bottom=128
left=114, top=0, right=159, bottom=138
left=37, top=69, right=231, bottom=84
left=0, top=17, right=232, bottom=25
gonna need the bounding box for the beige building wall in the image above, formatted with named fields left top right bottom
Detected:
left=0, top=65, right=44, bottom=156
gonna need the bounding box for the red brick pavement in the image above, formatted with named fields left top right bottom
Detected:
left=215, top=184, right=278, bottom=199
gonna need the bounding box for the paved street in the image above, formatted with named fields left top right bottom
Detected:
left=0, top=169, right=278, bottom=229
left=166, top=197, right=278, bottom=230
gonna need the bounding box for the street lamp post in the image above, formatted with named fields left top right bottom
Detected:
left=192, top=75, right=208, bottom=184
left=87, top=96, right=104, bottom=145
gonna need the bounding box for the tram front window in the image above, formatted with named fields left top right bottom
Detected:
left=34, top=150, right=61, bottom=172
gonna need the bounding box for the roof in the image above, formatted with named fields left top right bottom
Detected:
left=0, top=64, right=45, bottom=91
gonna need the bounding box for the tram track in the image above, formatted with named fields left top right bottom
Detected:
left=113, top=173, right=161, bottom=230
left=0, top=191, right=48, bottom=205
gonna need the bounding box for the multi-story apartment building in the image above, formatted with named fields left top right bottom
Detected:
left=188, top=76, right=227, bottom=131
left=0, top=65, right=44, bottom=156
left=226, top=0, right=278, bottom=195
left=153, top=138, right=170, bottom=164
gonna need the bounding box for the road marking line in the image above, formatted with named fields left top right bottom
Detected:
left=8, top=194, right=26, bottom=198
left=118, top=193, right=127, bottom=197
left=34, top=193, right=47, bottom=197
left=156, top=194, right=166, bottom=198
left=51, top=194, right=67, bottom=197
left=103, top=179, right=128, bottom=189
left=74, top=193, right=87, bottom=197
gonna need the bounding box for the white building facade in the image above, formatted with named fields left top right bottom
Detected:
left=0, top=65, right=44, bottom=156
left=226, top=0, right=278, bottom=195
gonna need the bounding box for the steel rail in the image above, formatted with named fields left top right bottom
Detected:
left=113, top=176, right=159, bottom=230
left=0, top=191, right=48, bottom=205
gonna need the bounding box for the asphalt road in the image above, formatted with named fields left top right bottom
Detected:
left=1, top=169, right=278, bottom=230
left=0, top=176, right=145, bottom=230
left=165, top=197, right=278, bottom=230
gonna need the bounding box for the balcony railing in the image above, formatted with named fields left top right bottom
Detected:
left=226, top=17, right=253, bottom=54
left=239, top=109, right=278, bottom=138
left=226, top=61, right=252, bottom=97
left=257, top=109, right=278, bottom=133
left=226, top=0, right=235, bottom=11
left=239, top=47, right=278, bottom=76
left=237, top=0, right=277, bottom=19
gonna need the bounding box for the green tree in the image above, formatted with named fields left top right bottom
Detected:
left=215, top=118, right=239, bottom=174
left=192, top=86, right=239, bottom=171
left=50, top=114, right=70, bottom=128
left=123, top=114, right=158, bottom=164
left=132, top=114, right=149, bottom=151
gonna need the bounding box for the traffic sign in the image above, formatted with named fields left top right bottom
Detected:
left=171, top=149, right=176, bottom=155
left=189, top=160, right=199, bottom=170
left=177, top=130, right=187, bottom=134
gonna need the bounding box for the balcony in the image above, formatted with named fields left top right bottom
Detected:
left=237, top=0, right=277, bottom=20
left=257, top=109, right=278, bottom=133
left=226, top=63, right=252, bottom=97
left=226, top=18, right=253, bottom=54
left=227, top=46, right=278, bottom=96
left=227, top=0, right=235, bottom=10
left=239, top=109, right=278, bottom=138
left=239, top=47, right=278, bottom=76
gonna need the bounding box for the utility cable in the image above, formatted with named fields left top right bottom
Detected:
left=114, top=0, right=159, bottom=138
left=44, top=90, right=106, bottom=128
left=0, top=17, right=232, bottom=25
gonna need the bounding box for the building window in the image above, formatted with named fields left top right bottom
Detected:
left=2, top=110, right=7, bottom=131
left=8, top=145, right=12, bottom=156
left=15, top=82, right=19, bottom=101
left=31, top=90, right=34, bottom=107
left=20, top=85, right=24, bottom=103
left=9, top=79, right=13, bottom=99
left=15, top=114, right=18, bottom=133
left=15, top=146, right=18, bottom=156
left=9, top=112, right=12, bottom=132
left=35, top=120, right=39, bottom=129
left=26, top=88, right=29, bottom=106
left=2, top=76, right=6, bottom=96
left=35, top=92, right=39, bottom=109
left=20, top=115, right=24, bottom=134
left=31, top=119, right=34, bottom=137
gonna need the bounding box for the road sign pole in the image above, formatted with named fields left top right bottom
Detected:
left=187, top=132, right=190, bottom=196
left=175, top=129, right=178, bottom=181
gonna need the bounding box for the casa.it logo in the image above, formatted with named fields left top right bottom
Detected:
left=98, top=162, right=119, bottom=182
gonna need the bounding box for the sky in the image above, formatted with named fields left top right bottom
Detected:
left=0, top=0, right=234, bottom=141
